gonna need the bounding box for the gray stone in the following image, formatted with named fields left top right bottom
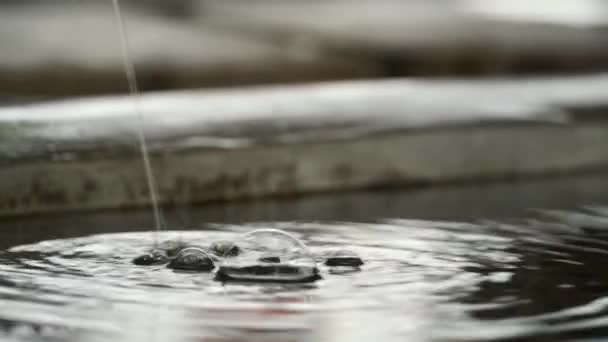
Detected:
left=0, top=76, right=607, bottom=216
left=0, top=3, right=375, bottom=97
left=201, top=0, right=608, bottom=74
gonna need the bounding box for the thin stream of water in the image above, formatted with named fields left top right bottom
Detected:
left=111, top=0, right=164, bottom=238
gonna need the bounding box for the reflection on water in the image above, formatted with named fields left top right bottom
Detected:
left=1, top=175, right=608, bottom=341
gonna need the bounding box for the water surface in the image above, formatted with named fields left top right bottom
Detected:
left=1, top=175, right=608, bottom=342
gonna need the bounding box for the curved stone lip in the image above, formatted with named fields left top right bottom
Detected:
left=1, top=76, right=608, bottom=217
left=1, top=75, right=606, bottom=161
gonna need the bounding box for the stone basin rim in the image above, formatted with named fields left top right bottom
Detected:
left=1, top=75, right=607, bottom=161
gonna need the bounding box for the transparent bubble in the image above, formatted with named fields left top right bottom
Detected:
left=168, top=247, right=216, bottom=272
left=324, top=249, right=364, bottom=267
left=209, top=240, right=240, bottom=257
left=132, top=249, right=168, bottom=266
left=215, top=229, right=320, bottom=283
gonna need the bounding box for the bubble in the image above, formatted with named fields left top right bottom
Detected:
left=209, top=240, right=240, bottom=257
left=324, top=250, right=364, bottom=267
left=258, top=255, right=281, bottom=263
left=157, top=240, right=190, bottom=258
left=215, top=229, right=320, bottom=283
left=168, top=247, right=216, bottom=272
left=132, top=249, right=168, bottom=266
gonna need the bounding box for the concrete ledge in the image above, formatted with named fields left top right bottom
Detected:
left=0, top=76, right=608, bottom=216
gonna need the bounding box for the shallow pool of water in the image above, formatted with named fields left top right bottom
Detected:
left=2, top=174, right=608, bottom=342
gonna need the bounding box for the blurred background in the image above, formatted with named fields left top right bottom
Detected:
left=3, top=0, right=608, bottom=101
left=3, top=3, right=608, bottom=342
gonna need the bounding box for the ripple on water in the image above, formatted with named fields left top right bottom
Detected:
left=1, top=208, right=608, bottom=341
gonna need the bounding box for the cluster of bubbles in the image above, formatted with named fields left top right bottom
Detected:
left=132, top=229, right=363, bottom=283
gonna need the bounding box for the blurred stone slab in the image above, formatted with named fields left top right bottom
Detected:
left=4, top=1, right=608, bottom=100
left=202, top=0, right=608, bottom=75
left=0, top=75, right=608, bottom=216
left=0, top=3, right=377, bottom=97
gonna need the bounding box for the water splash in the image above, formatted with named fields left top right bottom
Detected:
left=111, top=0, right=164, bottom=239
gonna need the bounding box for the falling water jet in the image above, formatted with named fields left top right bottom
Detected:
left=111, top=0, right=164, bottom=242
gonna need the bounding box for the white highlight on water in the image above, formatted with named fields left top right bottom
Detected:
left=111, top=0, right=164, bottom=238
